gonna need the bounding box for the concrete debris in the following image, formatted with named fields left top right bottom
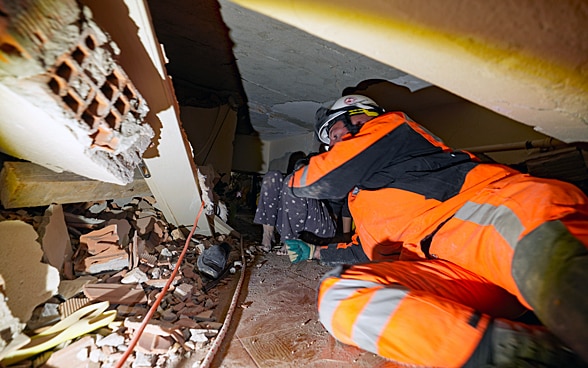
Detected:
left=0, top=0, right=154, bottom=185
left=0, top=276, right=28, bottom=360
left=0, top=195, right=260, bottom=367
left=0, top=221, right=61, bottom=323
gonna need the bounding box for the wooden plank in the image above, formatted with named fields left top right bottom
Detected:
left=0, top=161, right=151, bottom=208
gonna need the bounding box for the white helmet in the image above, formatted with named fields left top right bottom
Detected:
left=315, top=94, right=383, bottom=145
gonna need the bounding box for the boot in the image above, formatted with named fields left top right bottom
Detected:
left=487, top=319, right=587, bottom=367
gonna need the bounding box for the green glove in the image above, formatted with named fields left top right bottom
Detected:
left=284, top=239, right=316, bottom=264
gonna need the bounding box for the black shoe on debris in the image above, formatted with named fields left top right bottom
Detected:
left=197, top=242, right=231, bottom=280
left=488, top=319, right=588, bottom=367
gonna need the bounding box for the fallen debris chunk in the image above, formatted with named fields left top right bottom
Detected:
left=136, top=332, right=174, bottom=354
left=121, top=268, right=148, bottom=284
left=0, top=221, right=60, bottom=322
left=38, top=204, right=73, bottom=277
left=75, top=246, right=129, bottom=275
left=83, top=283, right=147, bottom=305
left=27, top=302, right=60, bottom=331
left=40, top=335, right=96, bottom=368
left=173, top=283, right=193, bottom=302
left=74, top=225, right=129, bottom=274
left=0, top=275, right=28, bottom=361
left=96, top=332, right=125, bottom=348
left=116, top=305, right=149, bottom=318
left=58, top=276, right=98, bottom=299
left=144, top=276, right=181, bottom=289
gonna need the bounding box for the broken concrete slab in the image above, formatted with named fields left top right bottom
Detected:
left=0, top=221, right=60, bottom=322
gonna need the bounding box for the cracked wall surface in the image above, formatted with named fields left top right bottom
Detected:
left=0, top=0, right=153, bottom=184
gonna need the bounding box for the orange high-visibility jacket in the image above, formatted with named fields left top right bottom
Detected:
left=291, top=112, right=588, bottom=366
left=290, top=111, right=514, bottom=260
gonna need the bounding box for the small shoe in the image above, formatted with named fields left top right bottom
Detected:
left=197, top=242, right=231, bottom=279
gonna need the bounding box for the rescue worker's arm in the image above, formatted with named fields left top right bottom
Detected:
left=285, top=237, right=369, bottom=265
left=318, top=239, right=370, bottom=266
left=289, top=112, right=477, bottom=201
left=289, top=112, right=409, bottom=199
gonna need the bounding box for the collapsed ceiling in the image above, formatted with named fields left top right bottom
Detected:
left=149, top=0, right=588, bottom=144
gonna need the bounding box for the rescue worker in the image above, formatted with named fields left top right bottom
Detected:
left=285, top=95, right=588, bottom=367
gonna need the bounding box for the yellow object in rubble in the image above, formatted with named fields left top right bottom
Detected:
left=1, top=301, right=116, bottom=365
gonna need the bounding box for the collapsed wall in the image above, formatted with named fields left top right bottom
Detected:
left=0, top=0, right=153, bottom=184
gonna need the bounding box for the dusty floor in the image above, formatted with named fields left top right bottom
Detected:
left=210, top=252, right=395, bottom=368
left=191, top=210, right=398, bottom=368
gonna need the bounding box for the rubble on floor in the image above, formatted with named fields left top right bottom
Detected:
left=0, top=196, right=260, bottom=367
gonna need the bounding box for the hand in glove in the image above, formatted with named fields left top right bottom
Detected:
left=284, top=239, right=316, bottom=264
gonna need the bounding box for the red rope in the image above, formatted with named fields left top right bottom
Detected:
left=115, top=200, right=205, bottom=368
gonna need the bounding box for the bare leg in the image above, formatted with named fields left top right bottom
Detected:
left=261, top=224, right=275, bottom=252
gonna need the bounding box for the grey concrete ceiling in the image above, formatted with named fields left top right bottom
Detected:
left=217, top=0, right=415, bottom=139
left=146, top=0, right=588, bottom=147
left=146, top=0, right=427, bottom=140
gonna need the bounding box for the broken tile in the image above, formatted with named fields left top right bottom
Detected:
left=75, top=245, right=129, bottom=275
left=129, top=234, right=140, bottom=269
left=174, top=317, right=199, bottom=330
left=105, top=218, right=131, bottom=247
left=79, top=225, right=120, bottom=254
left=40, top=335, right=97, bottom=368
left=172, top=283, right=192, bottom=302
left=104, top=269, right=127, bottom=284
left=83, top=283, right=147, bottom=305
left=116, top=305, right=148, bottom=318
left=120, top=268, right=148, bottom=284
left=137, top=332, right=174, bottom=354
left=134, top=216, right=155, bottom=235
left=132, top=351, right=156, bottom=367
left=38, top=204, right=73, bottom=276
left=58, top=276, right=97, bottom=299
left=194, top=310, right=214, bottom=322
left=144, top=276, right=181, bottom=289
left=88, top=201, right=108, bottom=214
left=140, top=252, right=157, bottom=267
left=189, top=328, right=218, bottom=343
left=159, top=309, right=177, bottom=323
left=96, top=332, right=125, bottom=347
